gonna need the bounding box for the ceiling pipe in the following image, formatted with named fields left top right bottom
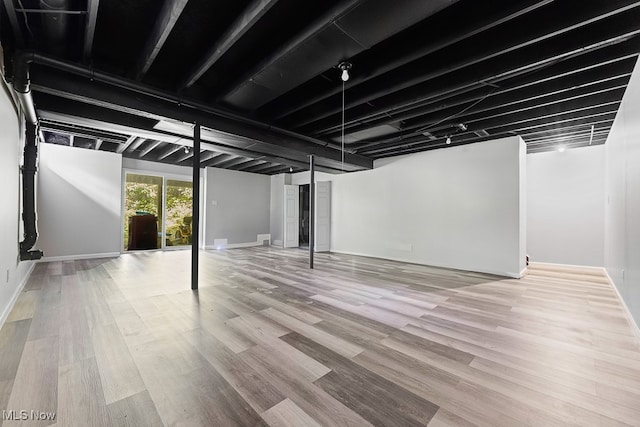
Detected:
left=12, top=55, right=38, bottom=124
left=19, top=122, right=44, bottom=260
left=10, top=54, right=42, bottom=260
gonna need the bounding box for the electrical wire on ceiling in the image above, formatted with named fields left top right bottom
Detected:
left=415, top=89, right=497, bottom=135
left=341, top=79, right=345, bottom=173
left=338, top=61, right=352, bottom=173
left=16, top=0, right=35, bottom=40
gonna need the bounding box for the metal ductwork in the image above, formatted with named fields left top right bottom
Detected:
left=19, top=122, right=44, bottom=261
left=12, top=54, right=38, bottom=124
left=11, top=52, right=43, bottom=260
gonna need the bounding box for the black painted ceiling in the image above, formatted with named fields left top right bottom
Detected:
left=2, top=0, right=639, bottom=174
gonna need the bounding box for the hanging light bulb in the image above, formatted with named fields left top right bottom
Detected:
left=446, top=136, right=452, bottom=145
left=184, top=146, right=190, bottom=153
left=338, top=61, right=352, bottom=82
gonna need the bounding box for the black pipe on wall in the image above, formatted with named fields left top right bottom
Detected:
left=19, top=122, right=44, bottom=261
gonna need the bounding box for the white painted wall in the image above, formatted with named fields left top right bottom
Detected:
left=269, top=174, right=286, bottom=247
left=122, top=157, right=195, bottom=177
left=605, top=56, right=640, bottom=330
left=37, top=144, right=122, bottom=260
left=204, top=167, right=270, bottom=247
left=327, top=136, right=526, bottom=277
left=290, top=171, right=334, bottom=185
left=0, top=78, right=35, bottom=327
left=527, top=145, right=605, bottom=267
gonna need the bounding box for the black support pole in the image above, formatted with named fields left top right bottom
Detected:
left=192, top=124, right=201, bottom=290
left=309, top=154, right=315, bottom=269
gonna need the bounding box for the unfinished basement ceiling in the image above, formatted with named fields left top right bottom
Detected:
left=1, top=0, right=639, bottom=174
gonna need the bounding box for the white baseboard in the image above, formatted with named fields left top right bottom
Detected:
left=0, top=261, right=36, bottom=330
left=330, top=249, right=518, bottom=278
left=603, top=268, right=640, bottom=342
left=39, top=252, right=121, bottom=262
left=528, top=261, right=605, bottom=272
left=207, top=234, right=271, bottom=250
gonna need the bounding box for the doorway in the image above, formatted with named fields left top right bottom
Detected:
left=123, top=173, right=192, bottom=251
left=299, top=184, right=310, bottom=247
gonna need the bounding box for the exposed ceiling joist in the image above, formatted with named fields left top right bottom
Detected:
left=83, top=0, right=100, bottom=60
left=136, top=0, right=189, bottom=79
left=213, top=156, right=253, bottom=169
left=7, top=1, right=639, bottom=164
left=125, top=137, right=147, bottom=154
left=117, top=135, right=139, bottom=153
left=28, top=63, right=372, bottom=170
left=157, top=144, right=184, bottom=160
left=267, top=0, right=555, bottom=120
left=175, top=148, right=197, bottom=163
left=35, top=96, right=349, bottom=174
left=215, top=0, right=363, bottom=100
left=138, top=140, right=163, bottom=157
left=294, top=8, right=640, bottom=132
left=182, top=0, right=279, bottom=88
left=199, top=151, right=224, bottom=164
left=325, top=53, right=639, bottom=139
left=205, top=153, right=234, bottom=167
left=232, top=158, right=267, bottom=171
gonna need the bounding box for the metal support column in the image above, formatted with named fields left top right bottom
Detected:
left=191, top=124, right=201, bottom=289
left=309, top=154, right=315, bottom=269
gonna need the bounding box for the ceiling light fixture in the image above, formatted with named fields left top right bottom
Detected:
left=446, top=136, right=452, bottom=145
left=558, top=146, right=566, bottom=153
left=184, top=146, right=190, bottom=154
left=338, top=61, right=352, bottom=82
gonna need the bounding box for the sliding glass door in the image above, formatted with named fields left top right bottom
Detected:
left=165, top=179, right=193, bottom=248
left=123, top=173, right=192, bottom=251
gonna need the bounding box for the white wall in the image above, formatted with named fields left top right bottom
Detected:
left=605, top=56, right=640, bottom=330
left=37, top=144, right=122, bottom=260
left=290, top=171, right=334, bottom=185
left=269, top=174, right=286, bottom=247
left=328, top=136, right=526, bottom=277
left=123, top=157, right=195, bottom=177
left=527, top=145, right=605, bottom=267
left=204, top=167, right=270, bottom=247
left=0, top=77, right=35, bottom=327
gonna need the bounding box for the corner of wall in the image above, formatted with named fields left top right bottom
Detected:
left=0, top=261, right=36, bottom=330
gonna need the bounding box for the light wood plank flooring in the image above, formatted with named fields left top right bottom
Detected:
left=1, top=247, right=640, bottom=426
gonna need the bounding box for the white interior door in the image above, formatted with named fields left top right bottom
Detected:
left=315, top=181, right=331, bottom=252
left=283, top=185, right=299, bottom=248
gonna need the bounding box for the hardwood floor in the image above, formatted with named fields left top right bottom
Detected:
left=1, top=247, right=640, bottom=426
